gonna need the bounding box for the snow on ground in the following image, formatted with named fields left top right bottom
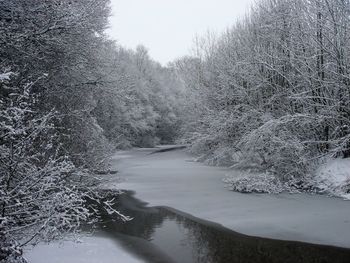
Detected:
left=25, top=236, right=144, bottom=263
left=315, top=158, right=350, bottom=200
left=106, top=147, right=350, bottom=248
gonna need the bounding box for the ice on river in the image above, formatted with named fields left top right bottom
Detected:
left=107, top=147, right=350, bottom=248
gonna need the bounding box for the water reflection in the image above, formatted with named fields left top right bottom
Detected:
left=92, top=192, right=350, bottom=263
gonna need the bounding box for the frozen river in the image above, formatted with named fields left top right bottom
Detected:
left=108, top=146, right=350, bottom=248
left=26, top=146, right=350, bottom=263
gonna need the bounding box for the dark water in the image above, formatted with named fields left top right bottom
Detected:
left=91, top=191, right=350, bottom=263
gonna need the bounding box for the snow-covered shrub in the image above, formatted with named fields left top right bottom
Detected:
left=220, top=115, right=331, bottom=194
left=223, top=171, right=284, bottom=194
left=188, top=112, right=238, bottom=164
left=237, top=115, right=318, bottom=181
left=187, top=107, right=267, bottom=166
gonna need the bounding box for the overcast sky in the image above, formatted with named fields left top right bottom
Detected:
left=107, top=0, right=254, bottom=65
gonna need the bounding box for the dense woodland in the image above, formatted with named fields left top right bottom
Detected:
left=1, top=0, right=350, bottom=262
left=176, top=0, right=350, bottom=193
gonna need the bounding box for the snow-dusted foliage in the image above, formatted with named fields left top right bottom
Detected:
left=236, top=115, right=320, bottom=179
left=0, top=222, right=25, bottom=263
left=0, top=0, right=114, bottom=169
left=0, top=77, right=90, bottom=262
left=0, top=74, right=131, bottom=262
left=93, top=45, right=185, bottom=149
left=5, top=75, right=131, bottom=259
left=0, top=72, right=14, bottom=82
left=176, top=0, right=350, bottom=196
left=223, top=172, right=284, bottom=194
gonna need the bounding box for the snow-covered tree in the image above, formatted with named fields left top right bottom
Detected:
left=177, top=0, right=350, bottom=194
left=92, top=45, right=185, bottom=149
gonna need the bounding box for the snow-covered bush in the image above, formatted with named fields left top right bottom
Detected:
left=188, top=109, right=247, bottom=165
left=237, top=115, right=313, bottom=180
left=223, top=172, right=284, bottom=194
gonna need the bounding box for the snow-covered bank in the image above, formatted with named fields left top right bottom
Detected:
left=315, top=158, right=350, bottom=200
left=222, top=156, right=350, bottom=199
left=107, top=147, right=350, bottom=248
left=25, top=236, right=144, bottom=263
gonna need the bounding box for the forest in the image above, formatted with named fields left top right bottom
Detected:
left=1, top=0, right=350, bottom=262
left=176, top=0, right=350, bottom=195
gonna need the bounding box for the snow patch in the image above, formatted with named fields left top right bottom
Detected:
left=24, top=236, right=144, bottom=263
left=314, top=158, right=350, bottom=200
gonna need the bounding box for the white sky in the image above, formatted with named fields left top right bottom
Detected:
left=107, top=0, right=254, bottom=65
